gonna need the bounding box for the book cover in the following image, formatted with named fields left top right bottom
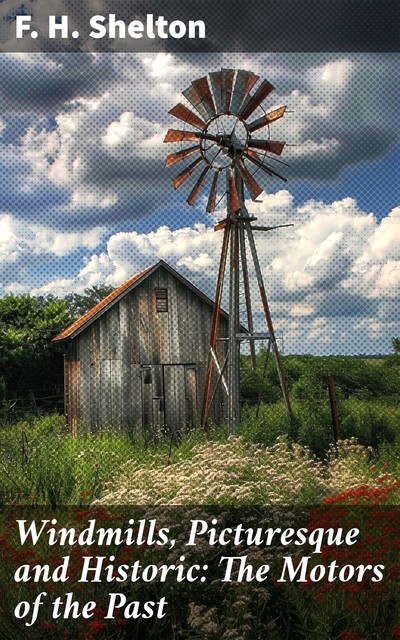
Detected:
left=0, top=1, right=399, bottom=638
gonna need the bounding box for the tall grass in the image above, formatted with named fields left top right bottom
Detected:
left=238, top=398, right=400, bottom=456
left=1, top=408, right=399, bottom=506
left=0, top=415, right=223, bottom=505
left=96, top=435, right=400, bottom=505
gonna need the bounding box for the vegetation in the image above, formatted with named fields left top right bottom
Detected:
left=0, top=335, right=399, bottom=504
left=0, top=294, right=69, bottom=399
left=95, top=435, right=400, bottom=505
left=0, top=291, right=399, bottom=638
left=0, top=341, right=399, bottom=640
left=1, top=419, right=399, bottom=639
left=0, top=287, right=114, bottom=419
left=64, top=285, right=114, bottom=318
left=0, top=406, right=399, bottom=507
left=240, top=349, right=400, bottom=456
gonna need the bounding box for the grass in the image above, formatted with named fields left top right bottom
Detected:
left=1, top=414, right=399, bottom=640
left=96, top=436, right=400, bottom=505
left=1, top=413, right=399, bottom=506
left=0, top=415, right=138, bottom=505
left=0, top=415, right=227, bottom=506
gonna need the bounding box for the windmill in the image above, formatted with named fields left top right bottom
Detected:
left=164, top=69, right=292, bottom=433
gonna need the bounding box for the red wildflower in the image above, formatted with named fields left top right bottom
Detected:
left=88, top=620, right=107, bottom=635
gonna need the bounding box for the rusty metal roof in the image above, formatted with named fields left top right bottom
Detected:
left=52, top=263, right=154, bottom=342
left=52, top=260, right=231, bottom=343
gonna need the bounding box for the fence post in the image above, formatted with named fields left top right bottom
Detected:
left=29, top=391, right=40, bottom=417
left=328, top=375, right=341, bottom=443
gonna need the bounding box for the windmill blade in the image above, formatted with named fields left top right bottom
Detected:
left=191, top=76, right=216, bottom=119
left=238, top=160, right=263, bottom=200
left=247, top=106, right=287, bottom=133
left=207, top=171, right=219, bottom=213
left=243, top=152, right=287, bottom=182
left=228, top=173, right=240, bottom=213
left=168, top=103, right=206, bottom=131
left=164, top=129, right=200, bottom=143
left=230, top=70, right=259, bottom=115
left=221, top=68, right=236, bottom=113
left=165, top=145, right=200, bottom=167
left=164, top=129, right=218, bottom=144
left=173, top=157, right=203, bottom=190
left=208, top=71, right=224, bottom=113
left=246, top=146, right=290, bottom=168
left=182, top=84, right=211, bottom=122
left=248, top=139, right=286, bottom=155
left=187, top=166, right=212, bottom=206
left=240, top=79, right=275, bottom=120
left=246, top=148, right=264, bottom=162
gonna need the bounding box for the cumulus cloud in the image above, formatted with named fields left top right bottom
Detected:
left=0, top=213, right=106, bottom=259
left=0, top=213, right=106, bottom=293
left=8, top=192, right=396, bottom=354
left=356, top=207, right=400, bottom=263
left=143, top=53, right=186, bottom=79
left=0, top=52, right=398, bottom=228
left=0, top=50, right=398, bottom=354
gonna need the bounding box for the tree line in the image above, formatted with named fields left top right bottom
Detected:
left=0, top=286, right=113, bottom=400
left=0, top=288, right=399, bottom=417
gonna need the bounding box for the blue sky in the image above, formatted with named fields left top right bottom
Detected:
left=0, top=52, right=398, bottom=354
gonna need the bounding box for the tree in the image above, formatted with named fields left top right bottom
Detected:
left=392, top=337, right=400, bottom=357
left=64, top=285, right=114, bottom=318
left=0, top=294, right=70, bottom=397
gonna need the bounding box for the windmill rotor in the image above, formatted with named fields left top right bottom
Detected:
left=164, top=69, right=292, bottom=433
left=164, top=68, right=287, bottom=212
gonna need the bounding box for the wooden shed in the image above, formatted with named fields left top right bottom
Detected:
left=53, top=260, right=228, bottom=435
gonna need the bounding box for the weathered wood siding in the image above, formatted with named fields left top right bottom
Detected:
left=65, top=265, right=227, bottom=432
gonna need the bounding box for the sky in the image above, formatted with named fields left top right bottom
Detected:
left=0, top=51, right=399, bottom=355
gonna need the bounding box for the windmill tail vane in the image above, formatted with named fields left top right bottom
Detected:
left=164, top=68, right=292, bottom=433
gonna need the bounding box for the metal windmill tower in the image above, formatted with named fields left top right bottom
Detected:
left=164, top=69, right=292, bottom=433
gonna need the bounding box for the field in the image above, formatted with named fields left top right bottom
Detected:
left=0, top=414, right=399, bottom=507
left=0, top=354, right=399, bottom=639
left=1, top=353, right=400, bottom=506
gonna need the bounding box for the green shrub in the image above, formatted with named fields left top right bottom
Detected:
left=294, top=399, right=333, bottom=457
left=238, top=402, right=293, bottom=447
left=340, top=398, right=400, bottom=447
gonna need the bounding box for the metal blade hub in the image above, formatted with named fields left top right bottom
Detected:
left=200, top=114, right=249, bottom=169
